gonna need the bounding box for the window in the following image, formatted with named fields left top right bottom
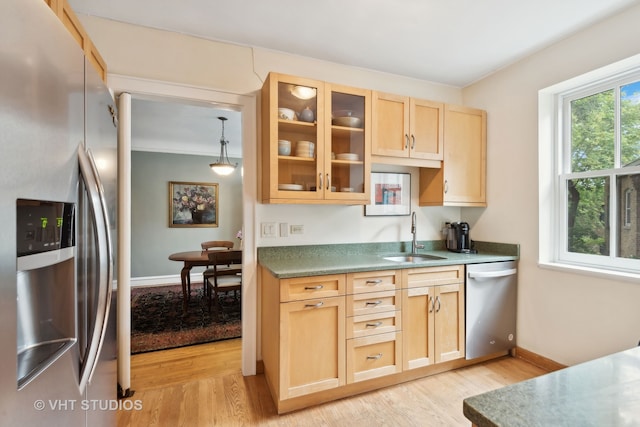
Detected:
left=545, top=69, right=640, bottom=275
left=624, top=188, right=633, bottom=228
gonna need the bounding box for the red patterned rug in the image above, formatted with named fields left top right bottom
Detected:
left=131, top=284, right=241, bottom=354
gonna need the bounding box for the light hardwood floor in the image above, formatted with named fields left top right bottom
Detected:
left=117, top=339, right=547, bottom=427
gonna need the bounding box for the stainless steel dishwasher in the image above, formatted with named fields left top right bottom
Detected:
left=465, top=261, right=517, bottom=359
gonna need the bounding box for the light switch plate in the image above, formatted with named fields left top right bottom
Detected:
left=261, top=222, right=277, bottom=238
left=290, top=224, right=304, bottom=234
left=279, top=222, right=289, bottom=237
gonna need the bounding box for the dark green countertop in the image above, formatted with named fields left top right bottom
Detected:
left=257, top=241, right=518, bottom=278
left=463, top=345, right=640, bottom=427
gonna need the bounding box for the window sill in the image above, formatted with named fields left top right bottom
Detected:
left=538, top=261, right=640, bottom=284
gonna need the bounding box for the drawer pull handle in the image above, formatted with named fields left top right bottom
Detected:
left=304, top=301, right=324, bottom=308
left=365, top=279, right=383, bottom=285
left=365, top=300, right=383, bottom=306
left=365, top=321, right=383, bottom=328
left=367, top=353, right=383, bottom=360
left=304, top=285, right=324, bottom=290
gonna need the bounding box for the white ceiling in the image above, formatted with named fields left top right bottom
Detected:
left=71, top=0, right=639, bottom=155
left=130, top=98, right=243, bottom=158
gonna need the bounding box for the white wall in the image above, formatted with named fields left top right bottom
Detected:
left=81, top=17, right=465, bottom=247
left=77, top=7, right=640, bottom=366
left=462, top=4, right=640, bottom=365
left=130, top=151, right=243, bottom=277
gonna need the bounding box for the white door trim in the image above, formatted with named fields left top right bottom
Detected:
left=109, top=74, right=258, bottom=376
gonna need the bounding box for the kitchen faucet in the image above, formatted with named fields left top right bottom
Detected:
left=411, top=211, right=425, bottom=254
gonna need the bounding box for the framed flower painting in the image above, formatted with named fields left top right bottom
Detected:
left=169, top=181, right=219, bottom=227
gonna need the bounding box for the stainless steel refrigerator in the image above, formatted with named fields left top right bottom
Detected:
left=1, top=1, right=118, bottom=425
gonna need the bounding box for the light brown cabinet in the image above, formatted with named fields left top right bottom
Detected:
left=261, top=270, right=346, bottom=407
left=260, top=264, right=467, bottom=414
left=419, top=104, right=487, bottom=206
left=261, top=73, right=371, bottom=204
left=371, top=92, right=444, bottom=167
left=346, top=270, right=402, bottom=383
left=402, top=265, right=466, bottom=370
left=45, top=0, right=108, bottom=82
left=279, top=295, right=346, bottom=398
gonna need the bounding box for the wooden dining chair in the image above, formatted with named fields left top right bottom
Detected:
left=199, top=240, right=234, bottom=294
left=205, top=250, right=242, bottom=317
left=200, top=240, right=234, bottom=252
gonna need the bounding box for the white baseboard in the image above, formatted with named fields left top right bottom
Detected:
left=130, top=273, right=202, bottom=288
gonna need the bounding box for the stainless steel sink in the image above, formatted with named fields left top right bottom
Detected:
left=382, top=253, right=447, bottom=263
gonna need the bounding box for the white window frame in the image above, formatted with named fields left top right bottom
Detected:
left=539, top=53, right=640, bottom=282
left=625, top=188, right=632, bottom=228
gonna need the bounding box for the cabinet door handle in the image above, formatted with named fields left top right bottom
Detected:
left=304, top=285, right=324, bottom=290
left=304, top=301, right=324, bottom=308
left=411, top=134, right=416, bottom=150
left=404, top=134, right=409, bottom=149
left=435, top=296, right=441, bottom=312
left=365, top=279, right=383, bottom=286
left=365, top=300, right=383, bottom=306
left=367, top=353, right=383, bottom=360
left=429, top=296, right=435, bottom=313
left=318, top=173, right=323, bottom=191
left=365, top=321, right=383, bottom=328
left=444, top=180, right=449, bottom=194
left=326, top=173, right=330, bottom=190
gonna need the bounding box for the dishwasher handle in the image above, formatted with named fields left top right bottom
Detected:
left=468, top=268, right=517, bottom=279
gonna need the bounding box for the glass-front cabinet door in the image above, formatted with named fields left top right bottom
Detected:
left=324, top=84, right=371, bottom=202
left=262, top=73, right=324, bottom=202
left=261, top=73, right=370, bottom=204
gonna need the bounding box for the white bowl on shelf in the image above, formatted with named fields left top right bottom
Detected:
left=295, top=151, right=314, bottom=158
left=295, top=141, right=314, bottom=157
left=336, top=153, right=359, bottom=161
left=278, top=140, right=291, bottom=156
left=278, top=107, right=296, bottom=120
left=278, top=183, right=304, bottom=191
left=332, top=116, right=362, bottom=128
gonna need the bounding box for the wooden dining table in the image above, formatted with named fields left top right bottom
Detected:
left=168, top=250, right=214, bottom=312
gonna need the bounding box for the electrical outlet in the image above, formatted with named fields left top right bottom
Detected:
left=261, top=222, right=277, bottom=238
left=290, top=224, right=304, bottom=235
left=279, top=222, right=289, bottom=237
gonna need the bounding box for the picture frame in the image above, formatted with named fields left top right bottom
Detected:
left=365, top=172, right=411, bottom=216
left=169, top=181, right=219, bottom=228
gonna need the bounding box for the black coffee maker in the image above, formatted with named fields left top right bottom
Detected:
left=445, top=222, right=475, bottom=253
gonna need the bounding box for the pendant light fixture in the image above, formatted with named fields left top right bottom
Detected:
left=209, top=116, right=237, bottom=175
left=291, top=85, right=316, bottom=100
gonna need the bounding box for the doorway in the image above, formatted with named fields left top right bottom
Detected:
left=109, top=76, right=258, bottom=394
left=129, top=97, right=243, bottom=354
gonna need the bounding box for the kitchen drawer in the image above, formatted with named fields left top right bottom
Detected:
left=347, top=290, right=401, bottom=317
left=346, top=270, right=400, bottom=294
left=347, top=311, right=401, bottom=339
left=347, top=332, right=402, bottom=383
left=280, top=274, right=346, bottom=302
left=403, top=265, right=464, bottom=288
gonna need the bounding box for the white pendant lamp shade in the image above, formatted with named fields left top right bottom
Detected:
left=210, top=116, right=237, bottom=175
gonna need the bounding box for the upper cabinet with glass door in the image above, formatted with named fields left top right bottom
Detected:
left=261, top=73, right=370, bottom=204
left=324, top=84, right=371, bottom=203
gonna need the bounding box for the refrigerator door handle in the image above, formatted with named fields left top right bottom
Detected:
left=467, top=268, right=517, bottom=279
left=78, top=145, right=114, bottom=392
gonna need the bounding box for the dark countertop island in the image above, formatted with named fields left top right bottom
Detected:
left=463, top=345, right=640, bottom=427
